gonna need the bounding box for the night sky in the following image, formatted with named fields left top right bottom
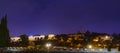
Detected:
left=0, top=0, right=120, bottom=36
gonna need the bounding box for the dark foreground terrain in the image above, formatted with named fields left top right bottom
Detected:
left=0, top=50, right=112, bottom=53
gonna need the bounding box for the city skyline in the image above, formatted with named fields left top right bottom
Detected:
left=0, top=0, right=120, bottom=36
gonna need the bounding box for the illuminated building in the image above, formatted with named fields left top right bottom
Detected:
left=47, top=34, right=56, bottom=40
left=11, top=37, right=20, bottom=42
left=11, top=35, right=46, bottom=42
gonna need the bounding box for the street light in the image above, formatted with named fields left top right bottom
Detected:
left=46, top=43, right=51, bottom=47
left=88, top=45, right=92, bottom=49
left=105, top=36, right=109, bottom=39
left=45, top=43, right=52, bottom=52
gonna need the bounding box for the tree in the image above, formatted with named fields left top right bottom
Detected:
left=85, top=30, right=90, bottom=36
left=0, top=15, right=10, bottom=47
left=20, top=34, right=29, bottom=47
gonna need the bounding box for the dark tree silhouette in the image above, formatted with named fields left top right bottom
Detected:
left=20, top=34, right=29, bottom=47
left=0, top=15, right=10, bottom=47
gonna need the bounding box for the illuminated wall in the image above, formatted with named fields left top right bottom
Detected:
left=48, top=34, right=56, bottom=40
left=28, top=35, right=45, bottom=41
left=11, top=37, right=20, bottom=42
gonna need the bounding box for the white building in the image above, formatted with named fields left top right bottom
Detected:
left=11, top=37, right=20, bottom=42
left=28, top=35, right=45, bottom=41
left=10, top=34, right=56, bottom=42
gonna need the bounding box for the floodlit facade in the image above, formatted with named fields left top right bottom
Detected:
left=11, top=37, right=20, bottom=42
left=10, top=34, right=56, bottom=42
left=28, top=35, right=45, bottom=41
left=11, top=35, right=46, bottom=42
left=47, top=34, right=56, bottom=40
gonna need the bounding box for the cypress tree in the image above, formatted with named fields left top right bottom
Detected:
left=0, top=15, right=10, bottom=47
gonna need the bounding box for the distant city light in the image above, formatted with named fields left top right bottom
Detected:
left=91, top=48, right=94, bottom=51
left=46, top=43, right=52, bottom=48
left=88, top=45, right=92, bottom=49
left=105, top=36, right=109, bottom=39
left=99, top=48, right=103, bottom=51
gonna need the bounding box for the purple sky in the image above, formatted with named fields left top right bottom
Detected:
left=0, top=0, right=120, bottom=36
